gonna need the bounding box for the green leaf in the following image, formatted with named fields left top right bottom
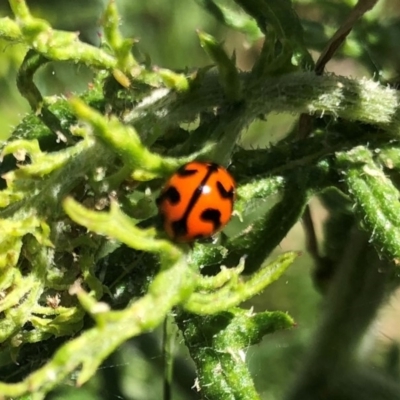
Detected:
left=198, top=30, right=242, bottom=101
left=63, top=198, right=181, bottom=259
left=233, top=0, right=313, bottom=67
left=196, top=0, right=263, bottom=42
left=185, top=252, right=299, bottom=314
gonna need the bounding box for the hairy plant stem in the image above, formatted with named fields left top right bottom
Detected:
left=127, top=72, right=400, bottom=154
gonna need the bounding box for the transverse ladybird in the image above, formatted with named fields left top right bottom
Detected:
left=156, top=161, right=236, bottom=242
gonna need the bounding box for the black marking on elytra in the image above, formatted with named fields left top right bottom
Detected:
left=156, top=186, right=181, bottom=206
left=200, top=208, right=222, bottom=231
left=171, top=219, right=189, bottom=237
left=171, top=163, right=220, bottom=238
left=164, top=186, right=180, bottom=204
left=216, top=181, right=235, bottom=200
left=176, top=165, right=199, bottom=177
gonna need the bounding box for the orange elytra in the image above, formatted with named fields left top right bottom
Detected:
left=156, top=161, right=236, bottom=242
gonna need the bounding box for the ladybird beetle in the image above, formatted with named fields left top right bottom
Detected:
left=156, top=161, right=236, bottom=242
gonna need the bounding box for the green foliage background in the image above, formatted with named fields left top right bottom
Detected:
left=1, top=0, right=400, bottom=399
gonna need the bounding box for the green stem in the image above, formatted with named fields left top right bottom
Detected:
left=336, top=146, right=400, bottom=260
left=162, top=315, right=175, bottom=400
left=125, top=72, right=400, bottom=162
left=177, top=308, right=294, bottom=400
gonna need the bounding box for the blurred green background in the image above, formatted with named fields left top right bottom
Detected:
left=1, top=0, right=400, bottom=399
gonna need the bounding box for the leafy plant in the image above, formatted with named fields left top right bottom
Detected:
left=0, top=0, right=400, bottom=399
